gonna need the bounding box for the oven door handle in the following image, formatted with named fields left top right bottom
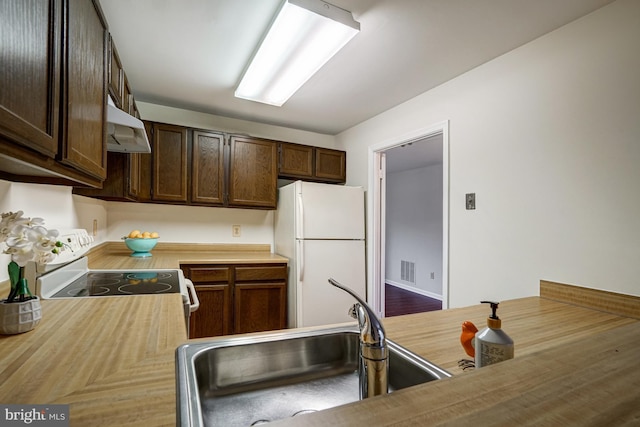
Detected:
left=186, top=279, right=200, bottom=312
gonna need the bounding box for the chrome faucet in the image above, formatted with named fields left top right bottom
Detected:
left=329, top=278, right=388, bottom=399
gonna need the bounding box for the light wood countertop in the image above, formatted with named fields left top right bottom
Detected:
left=1, top=250, right=638, bottom=427
left=274, top=318, right=640, bottom=426
left=382, top=296, right=638, bottom=374
left=0, top=294, right=187, bottom=426
left=87, top=242, right=289, bottom=269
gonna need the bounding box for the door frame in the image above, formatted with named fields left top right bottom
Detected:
left=367, top=120, right=450, bottom=317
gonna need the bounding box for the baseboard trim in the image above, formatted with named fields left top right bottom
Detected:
left=386, top=280, right=443, bottom=301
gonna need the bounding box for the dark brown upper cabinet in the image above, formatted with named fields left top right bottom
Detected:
left=228, top=135, right=278, bottom=209
left=315, top=147, right=346, bottom=183
left=0, top=0, right=61, bottom=158
left=75, top=123, right=287, bottom=210
left=122, top=73, right=133, bottom=115
left=73, top=151, right=144, bottom=201
left=121, top=124, right=278, bottom=210
left=278, top=142, right=346, bottom=184
left=108, top=35, right=124, bottom=109
left=278, top=142, right=314, bottom=179
left=108, top=36, right=139, bottom=117
left=73, top=34, right=147, bottom=201
left=191, top=130, right=225, bottom=206
left=60, top=0, right=108, bottom=181
left=151, top=123, right=189, bottom=203
left=0, top=0, right=107, bottom=187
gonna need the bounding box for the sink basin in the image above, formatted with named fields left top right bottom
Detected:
left=176, top=325, right=451, bottom=426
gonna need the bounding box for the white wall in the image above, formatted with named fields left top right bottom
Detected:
left=385, top=164, right=443, bottom=299
left=0, top=181, right=109, bottom=281
left=337, top=0, right=640, bottom=307
left=105, top=201, right=274, bottom=245
left=0, top=182, right=77, bottom=230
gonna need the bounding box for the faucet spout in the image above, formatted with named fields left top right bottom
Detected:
left=329, top=278, right=388, bottom=399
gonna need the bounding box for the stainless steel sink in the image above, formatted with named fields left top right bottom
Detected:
left=176, top=325, right=451, bottom=426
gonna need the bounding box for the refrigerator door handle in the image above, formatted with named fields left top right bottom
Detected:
left=298, top=239, right=304, bottom=281
left=297, top=192, right=304, bottom=240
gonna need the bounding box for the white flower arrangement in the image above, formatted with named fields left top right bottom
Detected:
left=1, top=211, right=62, bottom=303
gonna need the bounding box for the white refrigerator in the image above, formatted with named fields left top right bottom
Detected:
left=274, top=181, right=366, bottom=328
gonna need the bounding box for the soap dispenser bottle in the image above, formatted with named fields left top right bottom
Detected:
left=475, top=301, right=514, bottom=368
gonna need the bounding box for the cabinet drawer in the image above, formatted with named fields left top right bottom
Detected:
left=235, top=265, right=287, bottom=282
left=188, top=267, right=230, bottom=283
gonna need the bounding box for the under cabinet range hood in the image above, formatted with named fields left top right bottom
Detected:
left=106, top=96, right=151, bottom=153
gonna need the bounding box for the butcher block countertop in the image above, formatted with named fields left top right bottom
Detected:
left=275, top=297, right=640, bottom=426
left=86, top=242, right=289, bottom=269
left=1, top=241, right=639, bottom=427
left=0, top=294, right=186, bottom=426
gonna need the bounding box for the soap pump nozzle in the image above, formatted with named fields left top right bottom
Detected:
left=481, top=300, right=502, bottom=329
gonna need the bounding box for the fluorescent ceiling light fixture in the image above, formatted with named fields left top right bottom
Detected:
left=235, top=0, right=360, bottom=106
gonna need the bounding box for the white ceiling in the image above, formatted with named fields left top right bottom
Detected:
left=99, top=0, right=614, bottom=136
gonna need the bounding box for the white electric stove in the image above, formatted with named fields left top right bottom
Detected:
left=26, top=229, right=199, bottom=333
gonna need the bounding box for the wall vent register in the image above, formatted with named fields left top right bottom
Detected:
left=401, top=260, right=416, bottom=284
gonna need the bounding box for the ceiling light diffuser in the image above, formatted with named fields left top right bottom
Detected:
left=235, top=0, right=360, bottom=107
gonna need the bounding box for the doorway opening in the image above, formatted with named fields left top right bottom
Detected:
left=368, top=121, right=449, bottom=318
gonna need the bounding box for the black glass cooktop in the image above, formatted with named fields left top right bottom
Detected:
left=51, top=271, right=181, bottom=298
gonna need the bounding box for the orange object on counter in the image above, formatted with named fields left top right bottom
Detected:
left=460, top=320, right=478, bottom=357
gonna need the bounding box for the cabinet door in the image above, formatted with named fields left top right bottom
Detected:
left=108, top=35, right=123, bottom=108
left=122, top=74, right=133, bottom=114
left=228, top=136, right=277, bottom=209
left=234, top=265, right=287, bottom=334
left=315, top=148, right=346, bottom=183
left=137, top=122, right=154, bottom=202
left=60, top=0, right=107, bottom=180
left=234, top=282, right=287, bottom=334
left=184, top=266, right=232, bottom=339
left=192, top=131, right=224, bottom=205
left=189, top=284, right=231, bottom=338
left=278, top=142, right=313, bottom=179
left=0, top=0, right=61, bottom=157
left=127, top=152, right=140, bottom=199
left=152, top=123, right=188, bottom=203
left=131, top=98, right=140, bottom=119
left=72, top=151, right=129, bottom=200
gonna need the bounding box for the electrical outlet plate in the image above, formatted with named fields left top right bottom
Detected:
left=466, top=193, right=476, bottom=210
left=232, top=225, right=241, bottom=237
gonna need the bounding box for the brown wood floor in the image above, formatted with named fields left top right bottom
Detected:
left=385, top=284, right=442, bottom=317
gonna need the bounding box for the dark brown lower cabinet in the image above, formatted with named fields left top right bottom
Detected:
left=183, top=263, right=287, bottom=339
left=190, top=283, right=231, bottom=338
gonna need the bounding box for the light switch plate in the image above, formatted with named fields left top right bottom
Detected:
left=466, top=193, right=476, bottom=210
